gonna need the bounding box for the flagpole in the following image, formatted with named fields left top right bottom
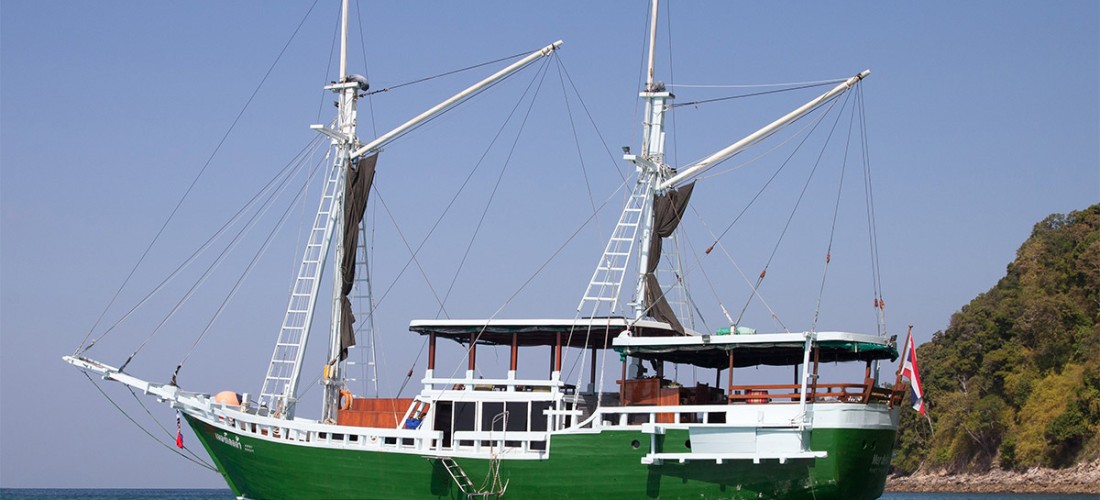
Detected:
left=894, top=325, right=912, bottom=384
left=889, top=325, right=913, bottom=409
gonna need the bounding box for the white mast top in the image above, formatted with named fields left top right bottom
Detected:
left=645, top=0, right=659, bottom=89
left=339, top=0, right=349, bottom=80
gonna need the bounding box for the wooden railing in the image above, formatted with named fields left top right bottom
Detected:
left=728, top=379, right=899, bottom=405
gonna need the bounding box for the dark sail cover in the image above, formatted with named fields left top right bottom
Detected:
left=643, top=181, right=695, bottom=334
left=338, top=153, right=378, bottom=360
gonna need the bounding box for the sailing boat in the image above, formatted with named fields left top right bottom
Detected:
left=65, top=1, right=910, bottom=498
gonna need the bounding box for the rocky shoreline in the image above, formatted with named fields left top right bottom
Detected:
left=885, top=460, right=1100, bottom=494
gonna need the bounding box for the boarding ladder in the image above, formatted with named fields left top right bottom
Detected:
left=259, top=155, right=343, bottom=415
left=437, top=457, right=502, bottom=499
left=578, top=176, right=653, bottom=316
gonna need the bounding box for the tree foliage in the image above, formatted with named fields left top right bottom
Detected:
left=893, top=204, right=1100, bottom=474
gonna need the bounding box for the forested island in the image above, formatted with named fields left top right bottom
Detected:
left=889, top=204, right=1100, bottom=493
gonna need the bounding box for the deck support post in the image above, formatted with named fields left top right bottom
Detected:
left=555, top=331, right=562, bottom=373
left=589, top=345, right=597, bottom=393
left=811, top=347, right=820, bottom=399
left=620, top=355, right=628, bottom=404
left=510, top=333, right=518, bottom=372
left=428, top=332, right=437, bottom=370
left=468, top=332, right=476, bottom=372
left=727, top=350, right=734, bottom=397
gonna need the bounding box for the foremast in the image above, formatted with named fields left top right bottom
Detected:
left=260, top=0, right=564, bottom=420
left=321, top=0, right=362, bottom=422
left=258, top=0, right=366, bottom=420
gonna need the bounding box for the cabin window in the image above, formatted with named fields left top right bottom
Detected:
left=454, top=402, right=476, bottom=432
left=505, top=402, right=528, bottom=431
left=482, top=402, right=505, bottom=432
left=433, top=401, right=453, bottom=448
left=530, top=401, right=551, bottom=432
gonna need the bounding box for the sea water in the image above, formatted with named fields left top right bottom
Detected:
left=0, top=490, right=234, bottom=499
left=884, top=495, right=1098, bottom=500
left=1, top=491, right=1095, bottom=499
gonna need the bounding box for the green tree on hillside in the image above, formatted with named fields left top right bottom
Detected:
left=893, top=204, right=1100, bottom=474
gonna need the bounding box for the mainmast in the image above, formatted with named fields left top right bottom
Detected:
left=579, top=0, right=676, bottom=324
left=581, top=0, right=870, bottom=330
left=632, top=0, right=674, bottom=322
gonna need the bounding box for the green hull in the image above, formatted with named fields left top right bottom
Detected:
left=187, top=416, right=894, bottom=499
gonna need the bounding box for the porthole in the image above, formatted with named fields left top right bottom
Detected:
left=685, top=439, right=692, bottom=450
left=631, top=439, right=641, bottom=449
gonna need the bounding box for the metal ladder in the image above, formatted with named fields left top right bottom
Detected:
left=578, top=176, right=653, bottom=316
left=258, top=155, right=343, bottom=414
left=437, top=457, right=500, bottom=499
left=345, top=221, right=378, bottom=396
left=655, top=232, right=692, bottom=327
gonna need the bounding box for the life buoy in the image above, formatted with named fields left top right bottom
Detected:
left=339, top=389, right=353, bottom=411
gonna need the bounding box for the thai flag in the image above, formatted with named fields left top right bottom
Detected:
left=900, top=332, right=926, bottom=415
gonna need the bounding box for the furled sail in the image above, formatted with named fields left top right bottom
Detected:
left=338, top=153, right=378, bottom=360
left=643, top=181, right=695, bottom=333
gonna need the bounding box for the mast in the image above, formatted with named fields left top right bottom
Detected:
left=578, top=0, right=674, bottom=323
left=260, top=4, right=562, bottom=418
left=321, top=0, right=359, bottom=422
left=632, top=0, right=671, bottom=321
left=258, top=0, right=362, bottom=418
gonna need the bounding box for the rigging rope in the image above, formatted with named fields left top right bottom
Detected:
left=670, top=78, right=847, bottom=89
left=83, top=373, right=218, bottom=472
left=363, top=50, right=535, bottom=97
left=438, top=57, right=556, bottom=316
left=701, top=95, right=841, bottom=257
left=371, top=187, right=451, bottom=318
left=734, top=92, right=849, bottom=327
left=812, top=91, right=858, bottom=331
left=554, top=58, right=630, bottom=186
left=317, top=3, right=341, bottom=123
left=119, top=137, right=328, bottom=373
left=357, top=52, right=559, bottom=326
left=440, top=179, right=632, bottom=386
left=669, top=81, right=843, bottom=109
left=125, top=387, right=214, bottom=467
left=664, top=0, right=679, bottom=169
left=555, top=59, right=600, bottom=218
left=81, top=136, right=326, bottom=358
left=75, top=0, right=323, bottom=356
left=352, top=0, right=377, bottom=138
left=691, top=206, right=788, bottom=331
left=172, top=140, right=332, bottom=381
left=857, top=85, right=887, bottom=335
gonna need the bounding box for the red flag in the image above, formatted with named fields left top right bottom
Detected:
left=176, top=409, right=185, bottom=448
left=900, top=332, right=926, bottom=415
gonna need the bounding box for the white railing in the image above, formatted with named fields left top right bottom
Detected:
left=188, top=402, right=442, bottom=454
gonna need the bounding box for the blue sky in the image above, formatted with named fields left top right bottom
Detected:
left=2, top=1, right=1097, bottom=489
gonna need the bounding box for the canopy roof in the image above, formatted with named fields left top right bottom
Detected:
left=410, top=319, right=897, bottom=369
left=409, top=317, right=695, bottom=349
left=613, top=331, right=898, bottom=369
